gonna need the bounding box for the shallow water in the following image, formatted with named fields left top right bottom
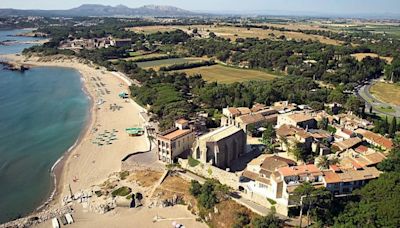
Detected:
left=0, top=30, right=89, bottom=223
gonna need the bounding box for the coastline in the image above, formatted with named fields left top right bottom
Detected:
left=0, top=54, right=98, bottom=214
left=0, top=54, right=206, bottom=228
left=0, top=53, right=148, bottom=220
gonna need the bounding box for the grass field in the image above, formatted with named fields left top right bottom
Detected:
left=109, top=53, right=168, bottom=63
left=351, top=53, right=393, bottom=64
left=136, top=57, right=207, bottom=70
left=370, top=82, right=400, bottom=106
left=177, top=64, right=278, bottom=83
left=324, top=23, right=400, bottom=38
left=376, top=105, right=396, bottom=113
left=128, top=25, right=343, bottom=46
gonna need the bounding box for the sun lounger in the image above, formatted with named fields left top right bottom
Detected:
left=59, top=215, right=68, bottom=225
left=51, top=218, right=60, bottom=228
left=65, top=213, right=74, bottom=224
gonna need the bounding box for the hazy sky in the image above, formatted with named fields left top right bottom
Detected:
left=0, top=0, right=400, bottom=14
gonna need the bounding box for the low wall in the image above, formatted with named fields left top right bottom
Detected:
left=178, top=159, right=240, bottom=190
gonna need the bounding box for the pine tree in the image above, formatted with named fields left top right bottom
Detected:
left=389, top=117, right=397, bottom=138
left=384, top=116, right=389, bottom=134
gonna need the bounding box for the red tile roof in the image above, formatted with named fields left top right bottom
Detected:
left=159, top=129, right=192, bottom=141
left=323, top=170, right=342, bottom=184
left=355, top=145, right=369, bottom=153
left=278, top=164, right=322, bottom=177
left=355, top=129, right=393, bottom=150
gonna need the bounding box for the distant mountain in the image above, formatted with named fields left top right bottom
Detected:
left=0, top=4, right=198, bottom=17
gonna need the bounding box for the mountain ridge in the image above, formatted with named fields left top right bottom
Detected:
left=0, top=4, right=198, bottom=17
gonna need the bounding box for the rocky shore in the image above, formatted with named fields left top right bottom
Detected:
left=0, top=61, right=30, bottom=71
left=0, top=206, right=73, bottom=228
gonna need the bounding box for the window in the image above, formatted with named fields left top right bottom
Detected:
left=171, top=142, right=176, bottom=149
left=166, top=143, right=169, bottom=148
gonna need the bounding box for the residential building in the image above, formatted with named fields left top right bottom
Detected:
left=335, top=128, right=355, bottom=140
left=236, top=113, right=267, bottom=133
left=221, top=105, right=278, bottom=132
left=276, top=124, right=313, bottom=152
left=277, top=112, right=317, bottom=129
left=192, top=125, right=246, bottom=169
left=323, top=166, right=381, bottom=195
left=221, top=107, right=251, bottom=126
left=271, top=101, right=298, bottom=114
left=240, top=155, right=296, bottom=205
left=111, top=38, right=132, bottom=47
left=332, top=137, right=362, bottom=152
left=278, top=164, right=324, bottom=206
left=339, top=147, right=386, bottom=168
left=355, top=129, right=393, bottom=151
left=156, top=127, right=195, bottom=164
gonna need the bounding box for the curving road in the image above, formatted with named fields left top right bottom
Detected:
left=357, top=80, right=400, bottom=117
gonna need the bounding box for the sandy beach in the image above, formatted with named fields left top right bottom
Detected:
left=2, top=54, right=149, bottom=197
left=0, top=54, right=206, bottom=228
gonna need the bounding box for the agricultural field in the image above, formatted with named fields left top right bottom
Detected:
left=177, top=64, right=278, bottom=83
left=324, top=23, right=400, bottom=38
left=351, top=53, right=393, bottom=64
left=128, top=25, right=343, bottom=45
left=258, top=22, right=331, bottom=31
left=136, top=57, right=207, bottom=70
left=370, top=82, right=400, bottom=106
left=109, top=52, right=168, bottom=63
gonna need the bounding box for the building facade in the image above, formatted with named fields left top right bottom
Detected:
left=157, top=127, right=195, bottom=164
left=192, top=125, right=247, bottom=170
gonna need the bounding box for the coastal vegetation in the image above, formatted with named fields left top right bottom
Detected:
left=13, top=16, right=400, bottom=226
left=111, top=186, right=132, bottom=197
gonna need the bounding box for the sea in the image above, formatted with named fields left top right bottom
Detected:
left=0, top=29, right=90, bottom=223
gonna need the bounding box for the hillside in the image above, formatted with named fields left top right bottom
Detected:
left=0, top=4, right=197, bottom=17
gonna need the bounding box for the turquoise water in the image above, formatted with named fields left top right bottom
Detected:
left=0, top=31, right=90, bottom=223
left=0, top=29, right=43, bottom=55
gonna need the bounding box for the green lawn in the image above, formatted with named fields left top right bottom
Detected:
left=177, top=64, right=278, bottom=83
left=136, top=57, right=206, bottom=70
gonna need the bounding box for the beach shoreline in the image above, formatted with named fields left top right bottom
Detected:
left=0, top=53, right=148, bottom=220
left=0, top=54, right=206, bottom=228
left=0, top=54, right=99, bottom=214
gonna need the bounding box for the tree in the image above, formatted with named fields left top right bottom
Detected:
left=189, top=179, right=228, bottom=210
left=197, top=181, right=218, bottom=209
left=389, top=117, right=398, bottom=138
left=189, top=180, right=202, bottom=196
left=345, top=96, right=364, bottom=115
left=334, top=172, right=400, bottom=227
left=289, top=142, right=308, bottom=162
left=209, top=32, right=217, bottom=38
left=261, top=123, right=276, bottom=153
left=251, top=212, right=281, bottom=228
left=317, top=156, right=339, bottom=169
left=293, top=182, right=334, bottom=226
left=377, top=135, right=400, bottom=172
left=233, top=210, right=251, bottom=228
left=318, top=117, right=329, bottom=130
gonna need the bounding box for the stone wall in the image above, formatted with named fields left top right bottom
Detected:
left=178, top=158, right=240, bottom=189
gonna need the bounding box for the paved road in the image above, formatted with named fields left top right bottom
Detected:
left=357, top=81, right=400, bottom=117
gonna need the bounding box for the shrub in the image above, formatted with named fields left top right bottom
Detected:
left=119, top=171, right=130, bottom=180
left=188, top=156, right=200, bottom=167
left=267, top=198, right=277, bottom=205
left=111, top=186, right=132, bottom=197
